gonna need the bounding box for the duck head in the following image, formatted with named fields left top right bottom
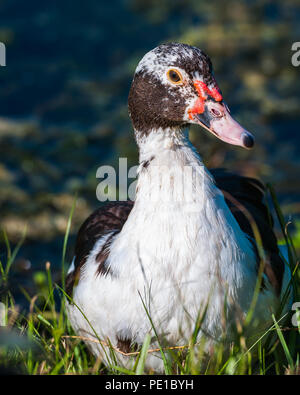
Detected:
left=128, top=42, right=254, bottom=149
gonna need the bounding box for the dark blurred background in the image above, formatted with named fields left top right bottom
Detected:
left=0, top=0, right=299, bottom=302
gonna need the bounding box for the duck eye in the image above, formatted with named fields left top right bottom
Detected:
left=167, top=69, right=183, bottom=84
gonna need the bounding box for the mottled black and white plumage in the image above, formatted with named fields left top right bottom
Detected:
left=66, top=43, right=292, bottom=371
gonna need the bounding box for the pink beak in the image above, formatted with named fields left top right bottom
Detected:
left=189, top=80, right=255, bottom=149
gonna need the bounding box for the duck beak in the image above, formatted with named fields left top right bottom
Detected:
left=188, top=81, right=255, bottom=149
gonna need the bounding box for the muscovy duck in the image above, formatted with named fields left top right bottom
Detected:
left=66, top=43, right=292, bottom=371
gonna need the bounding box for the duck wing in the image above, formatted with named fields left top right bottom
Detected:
left=211, top=168, right=284, bottom=295
left=66, top=201, right=134, bottom=297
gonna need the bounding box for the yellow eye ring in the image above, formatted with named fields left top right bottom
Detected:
left=167, top=69, right=183, bottom=84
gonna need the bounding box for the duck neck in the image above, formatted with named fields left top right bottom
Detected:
left=135, top=127, right=210, bottom=210
left=128, top=127, right=254, bottom=265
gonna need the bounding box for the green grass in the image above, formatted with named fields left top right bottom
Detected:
left=0, top=189, right=299, bottom=375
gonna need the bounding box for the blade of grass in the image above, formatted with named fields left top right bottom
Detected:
left=138, top=290, right=172, bottom=374
left=61, top=194, right=77, bottom=292
left=111, top=365, right=136, bottom=375
left=3, top=226, right=27, bottom=279
left=135, top=333, right=151, bottom=374
left=272, top=313, right=294, bottom=371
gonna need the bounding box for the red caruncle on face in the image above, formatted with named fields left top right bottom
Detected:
left=188, top=80, right=223, bottom=120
